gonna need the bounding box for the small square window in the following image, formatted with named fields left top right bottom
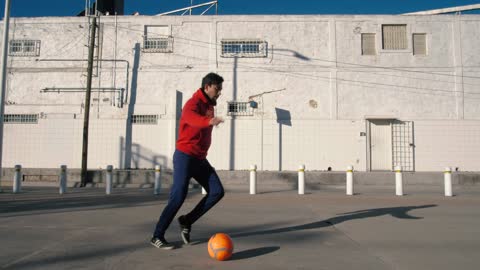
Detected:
left=413, top=33, right=427, bottom=55
left=382, top=25, right=407, bottom=50
left=361, top=33, right=376, bottom=55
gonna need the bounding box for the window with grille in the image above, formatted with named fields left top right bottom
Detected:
left=4, top=114, right=38, bottom=124
left=9, top=40, right=41, bottom=56
left=361, top=33, right=376, bottom=55
left=221, top=40, right=267, bottom=58
left=382, top=25, right=407, bottom=50
left=413, top=33, right=427, bottom=56
left=227, top=101, right=254, bottom=116
left=131, top=115, right=158, bottom=124
left=142, top=36, right=173, bottom=53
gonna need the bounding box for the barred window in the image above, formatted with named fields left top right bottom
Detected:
left=9, top=40, right=41, bottom=56
left=361, top=33, right=376, bottom=55
left=131, top=115, right=158, bottom=124
left=143, top=37, right=173, bottom=53
left=4, top=114, right=38, bottom=124
left=382, top=25, right=407, bottom=50
left=227, top=101, right=254, bottom=116
left=413, top=33, right=427, bottom=55
left=221, top=40, right=267, bottom=58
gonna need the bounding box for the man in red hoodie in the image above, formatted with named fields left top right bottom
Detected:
left=151, top=73, right=225, bottom=249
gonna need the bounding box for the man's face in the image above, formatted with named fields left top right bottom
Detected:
left=204, top=83, right=222, bottom=101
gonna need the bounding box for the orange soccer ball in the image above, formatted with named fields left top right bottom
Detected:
left=207, top=233, right=234, bottom=261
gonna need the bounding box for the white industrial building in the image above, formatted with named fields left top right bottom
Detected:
left=1, top=11, right=480, bottom=172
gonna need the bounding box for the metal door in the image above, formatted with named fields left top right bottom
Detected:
left=392, top=120, right=415, bottom=171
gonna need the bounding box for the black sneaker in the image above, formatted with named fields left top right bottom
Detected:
left=178, top=216, right=191, bottom=245
left=150, top=237, right=174, bottom=250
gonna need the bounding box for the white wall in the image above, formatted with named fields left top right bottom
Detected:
left=414, top=121, right=480, bottom=171
left=185, top=118, right=366, bottom=171
left=2, top=15, right=480, bottom=171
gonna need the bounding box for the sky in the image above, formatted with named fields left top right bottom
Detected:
left=0, top=0, right=479, bottom=18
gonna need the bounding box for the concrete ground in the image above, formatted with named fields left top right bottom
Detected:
left=0, top=185, right=479, bottom=270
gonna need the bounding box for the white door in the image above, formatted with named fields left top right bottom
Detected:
left=369, top=120, right=392, bottom=171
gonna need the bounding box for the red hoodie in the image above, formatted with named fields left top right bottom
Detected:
left=176, top=88, right=215, bottom=159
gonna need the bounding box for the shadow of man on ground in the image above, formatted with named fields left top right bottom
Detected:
left=194, top=204, right=437, bottom=243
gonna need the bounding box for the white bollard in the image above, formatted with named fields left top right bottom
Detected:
left=202, top=187, right=207, bottom=195
left=106, top=165, right=113, bottom=195
left=444, top=167, right=453, bottom=197
left=154, top=165, right=161, bottom=195
left=395, top=165, right=403, bottom=196
left=59, top=165, right=67, bottom=194
left=250, top=164, right=257, bottom=195
left=298, top=165, right=305, bottom=195
left=13, top=165, right=22, bottom=193
left=346, top=166, right=354, bottom=195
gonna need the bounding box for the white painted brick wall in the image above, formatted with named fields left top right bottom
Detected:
left=2, top=15, right=480, bottom=171
left=414, top=121, right=480, bottom=171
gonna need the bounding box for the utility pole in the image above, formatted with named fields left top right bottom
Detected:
left=0, top=0, right=12, bottom=192
left=80, top=15, right=97, bottom=186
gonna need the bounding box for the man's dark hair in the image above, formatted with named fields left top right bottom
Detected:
left=201, top=73, right=224, bottom=89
